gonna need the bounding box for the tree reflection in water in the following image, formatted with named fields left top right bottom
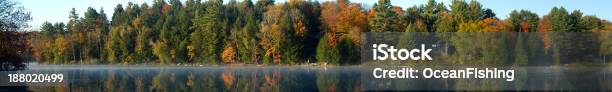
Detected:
left=13, top=66, right=612, bottom=91
left=26, top=66, right=363, bottom=92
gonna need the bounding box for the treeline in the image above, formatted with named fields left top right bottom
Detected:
left=30, top=0, right=611, bottom=65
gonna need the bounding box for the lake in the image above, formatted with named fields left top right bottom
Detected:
left=1, top=64, right=612, bottom=91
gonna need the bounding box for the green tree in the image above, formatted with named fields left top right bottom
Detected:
left=450, top=1, right=493, bottom=23
left=579, top=15, right=603, bottom=31
left=507, top=10, right=539, bottom=32
left=191, top=0, right=226, bottom=64
left=548, top=7, right=573, bottom=32
left=421, top=0, right=447, bottom=32
left=316, top=34, right=340, bottom=64
left=369, top=0, right=397, bottom=32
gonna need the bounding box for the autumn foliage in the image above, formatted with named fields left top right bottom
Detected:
left=18, top=0, right=611, bottom=65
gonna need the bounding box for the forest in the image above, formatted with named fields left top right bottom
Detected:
left=19, top=0, right=612, bottom=65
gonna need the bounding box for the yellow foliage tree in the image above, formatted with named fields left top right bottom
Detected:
left=221, top=43, right=237, bottom=63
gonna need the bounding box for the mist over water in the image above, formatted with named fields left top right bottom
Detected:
left=0, top=64, right=607, bottom=91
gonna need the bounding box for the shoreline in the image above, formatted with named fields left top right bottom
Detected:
left=25, top=62, right=336, bottom=67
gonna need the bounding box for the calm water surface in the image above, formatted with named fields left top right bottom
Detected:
left=5, top=64, right=612, bottom=91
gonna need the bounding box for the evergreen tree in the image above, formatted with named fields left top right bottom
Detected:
left=507, top=10, right=539, bottom=32
left=369, top=0, right=396, bottom=32
left=191, top=0, right=226, bottom=64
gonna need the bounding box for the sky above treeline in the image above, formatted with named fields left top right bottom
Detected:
left=20, top=0, right=612, bottom=29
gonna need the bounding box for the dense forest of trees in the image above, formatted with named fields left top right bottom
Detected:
left=1, top=0, right=32, bottom=70
left=29, top=0, right=611, bottom=65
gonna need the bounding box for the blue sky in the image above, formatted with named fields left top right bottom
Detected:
left=19, top=0, right=612, bottom=29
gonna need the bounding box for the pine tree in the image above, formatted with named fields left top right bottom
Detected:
left=191, top=0, right=225, bottom=64
left=369, top=0, right=396, bottom=32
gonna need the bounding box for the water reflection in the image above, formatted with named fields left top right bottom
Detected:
left=0, top=62, right=30, bottom=92
left=12, top=65, right=612, bottom=91
left=21, top=66, right=361, bottom=92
